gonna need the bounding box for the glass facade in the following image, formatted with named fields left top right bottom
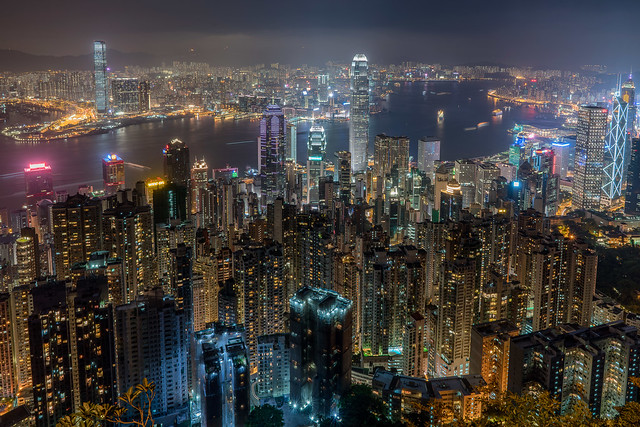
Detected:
left=93, top=41, right=108, bottom=114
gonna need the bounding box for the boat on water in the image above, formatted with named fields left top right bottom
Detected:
left=437, top=110, right=445, bottom=121
left=464, top=126, right=477, bottom=131
left=478, top=121, right=489, bottom=128
left=492, top=109, right=503, bottom=116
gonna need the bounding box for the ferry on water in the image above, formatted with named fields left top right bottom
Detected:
left=492, top=109, right=503, bottom=116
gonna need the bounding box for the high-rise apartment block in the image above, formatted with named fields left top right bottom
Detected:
left=290, top=287, right=352, bottom=418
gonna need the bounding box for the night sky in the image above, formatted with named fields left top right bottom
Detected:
left=1, top=0, right=640, bottom=68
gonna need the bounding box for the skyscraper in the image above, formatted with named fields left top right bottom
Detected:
left=258, top=105, right=286, bottom=207
left=138, top=80, right=151, bottom=112
left=256, top=333, right=290, bottom=400
left=290, top=287, right=352, bottom=418
left=335, top=151, right=352, bottom=203
left=51, top=194, right=103, bottom=280
left=16, top=234, right=38, bottom=284
left=102, top=153, right=125, bottom=196
left=622, top=74, right=636, bottom=135
left=235, top=243, right=286, bottom=368
left=307, top=125, right=327, bottom=204
left=625, top=137, right=640, bottom=215
left=286, top=121, right=297, bottom=163
left=602, top=93, right=629, bottom=204
left=115, top=290, right=189, bottom=424
left=573, top=105, right=607, bottom=210
left=0, top=293, right=15, bottom=398
left=349, top=54, right=370, bottom=172
left=111, top=78, right=140, bottom=113
left=551, top=141, right=571, bottom=179
left=29, top=281, right=73, bottom=426
left=190, top=157, right=209, bottom=227
left=508, top=322, right=640, bottom=419
left=317, top=74, right=329, bottom=103
left=102, top=201, right=155, bottom=299
left=373, top=134, right=410, bottom=178
left=10, top=284, right=33, bottom=403
left=163, top=138, right=190, bottom=186
left=418, top=137, right=441, bottom=179
left=93, top=41, right=108, bottom=115
left=24, top=162, right=54, bottom=211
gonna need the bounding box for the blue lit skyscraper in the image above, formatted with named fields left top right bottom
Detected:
left=93, top=41, right=108, bottom=115
left=307, top=125, right=327, bottom=204
left=602, top=92, right=629, bottom=205
left=349, top=54, right=370, bottom=172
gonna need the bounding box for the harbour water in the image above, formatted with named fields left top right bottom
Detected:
left=0, top=80, right=541, bottom=209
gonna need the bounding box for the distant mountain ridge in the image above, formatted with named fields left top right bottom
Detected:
left=0, top=49, right=159, bottom=72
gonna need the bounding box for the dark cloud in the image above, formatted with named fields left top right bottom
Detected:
left=1, top=0, right=639, bottom=68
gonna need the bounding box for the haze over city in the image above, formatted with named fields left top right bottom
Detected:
left=2, top=0, right=640, bottom=68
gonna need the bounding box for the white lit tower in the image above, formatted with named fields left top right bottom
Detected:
left=93, top=41, right=108, bottom=115
left=349, top=54, right=370, bottom=172
left=602, top=84, right=629, bottom=205
left=573, top=105, right=607, bottom=210
left=307, top=125, right=327, bottom=205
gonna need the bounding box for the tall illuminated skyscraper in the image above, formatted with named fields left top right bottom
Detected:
left=317, top=74, right=329, bottom=103
left=16, top=234, right=38, bottom=285
left=551, top=141, right=571, bottom=179
left=52, top=194, right=103, bottom=280
left=290, top=287, right=352, bottom=418
left=602, top=93, right=628, bottom=204
left=24, top=162, right=54, bottom=211
left=374, top=134, right=410, bottom=178
left=190, top=157, right=209, bottom=227
left=349, top=54, right=370, bottom=172
left=115, top=290, right=189, bottom=424
left=93, top=41, right=108, bottom=115
left=163, top=139, right=190, bottom=187
left=102, top=202, right=155, bottom=299
left=102, top=153, right=125, bottom=196
left=307, top=125, right=327, bottom=204
left=418, top=137, right=441, bottom=179
left=0, top=293, right=15, bottom=399
left=336, top=151, right=352, bottom=203
left=286, top=121, right=297, bottom=163
left=258, top=105, right=286, bottom=207
left=573, top=105, right=607, bottom=210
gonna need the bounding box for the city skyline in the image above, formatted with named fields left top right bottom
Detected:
left=3, top=2, right=640, bottom=424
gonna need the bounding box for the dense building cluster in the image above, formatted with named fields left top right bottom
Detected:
left=2, top=50, right=640, bottom=427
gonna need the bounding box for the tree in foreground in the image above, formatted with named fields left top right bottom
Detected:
left=338, top=384, right=403, bottom=427
left=246, top=404, right=284, bottom=427
left=56, top=378, right=156, bottom=427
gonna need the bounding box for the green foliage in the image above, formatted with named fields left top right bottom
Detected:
left=246, top=404, right=284, bottom=427
left=56, top=379, right=156, bottom=427
left=338, top=384, right=403, bottom=427
left=596, top=246, right=640, bottom=312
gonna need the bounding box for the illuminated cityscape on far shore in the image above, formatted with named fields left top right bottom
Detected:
left=2, top=2, right=640, bottom=426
